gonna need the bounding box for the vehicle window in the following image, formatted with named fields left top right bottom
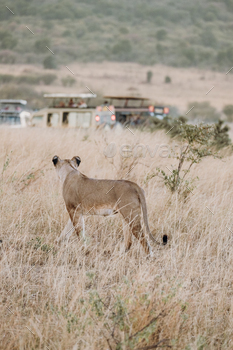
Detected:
left=68, top=112, right=91, bottom=128
left=32, top=116, right=43, bottom=126
left=62, top=112, right=69, bottom=125
left=68, top=112, right=77, bottom=127
left=48, top=113, right=60, bottom=127
left=0, top=116, right=21, bottom=125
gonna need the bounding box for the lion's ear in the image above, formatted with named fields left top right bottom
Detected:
left=52, top=155, right=59, bottom=166
left=72, top=156, right=81, bottom=167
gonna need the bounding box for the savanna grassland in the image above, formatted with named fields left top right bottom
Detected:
left=1, top=126, right=233, bottom=349
left=1, top=61, right=233, bottom=113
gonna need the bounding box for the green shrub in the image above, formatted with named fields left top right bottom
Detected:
left=35, top=38, right=51, bottom=53
left=186, top=101, right=220, bottom=122
left=41, top=74, right=57, bottom=85
left=0, top=31, right=17, bottom=49
left=224, top=0, right=233, bottom=11
left=43, top=56, right=57, bottom=69
left=156, top=119, right=231, bottom=195
left=202, top=29, right=217, bottom=47
left=76, top=23, right=86, bottom=38
left=119, top=27, right=129, bottom=34
left=156, top=43, right=166, bottom=56
left=157, top=123, right=218, bottom=194
left=16, top=75, right=40, bottom=84
left=181, top=47, right=196, bottom=65
left=146, top=70, right=153, bottom=83
left=165, top=75, right=171, bottom=83
left=216, top=46, right=233, bottom=67
left=223, top=104, right=233, bottom=122
left=156, top=29, right=167, bottom=41
left=0, top=74, right=57, bottom=85
left=111, top=39, right=132, bottom=61
left=61, top=75, right=76, bottom=87
left=151, top=115, right=231, bottom=149
left=205, top=11, right=217, bottom=21
left=0, top=50, right=16, bottom=64
left=212, top=120, right=231, bottom=148
left=0, top=74, right=14, bottom=84
left=62, top=29, right=72, bottom=37
left=150, top=115, right=186, bottom=138
left=87, top=20, right=101, bottom=32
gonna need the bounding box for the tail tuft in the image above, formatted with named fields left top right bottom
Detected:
left=162, top=235, right=168, bottom=245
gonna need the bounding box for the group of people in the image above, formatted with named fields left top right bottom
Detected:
left=57, top=99, right=87, bottom=108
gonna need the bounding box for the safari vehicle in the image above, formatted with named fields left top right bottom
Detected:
left=31, top=93, right=97, bottom=128
left=150, top=106, right=170, bottom=120
left=0, top=99, right=31, bottom=127
left=99, top=96, right=169, bottom=126
left=95, top=103, right=116, bottom=128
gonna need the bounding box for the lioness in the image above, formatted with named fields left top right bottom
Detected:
left=52, top=155, right=163, bottom=256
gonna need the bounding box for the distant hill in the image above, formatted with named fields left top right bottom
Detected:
left=1, top=0, right=233, bottom=71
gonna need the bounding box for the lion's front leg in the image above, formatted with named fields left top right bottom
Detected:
left=68, top=207, right=83, bottom=237
left=56, top=218, right=75, bottom=242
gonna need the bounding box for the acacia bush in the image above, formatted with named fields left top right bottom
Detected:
left=212, top=119, right=231, bottom=148
left=151, top=115, right=231, bottom=148
left=223, top=104, right=233, bottom=122
left=157, top=123, right=217, bottom=194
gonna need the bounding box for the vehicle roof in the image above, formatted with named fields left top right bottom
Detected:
left=104, top=95, right=149, bottom=101
left=0, top=99, right=27, bottom=105
left=44, top=93, right=97, bottom=99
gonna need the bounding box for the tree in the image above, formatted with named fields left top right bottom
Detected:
left=165, top=75, right=171, bottom=83
left=156, top=29, right=167, bottom=41
left=35, top=38, right=51, bottom=53
left=111, top=39, right=132, bottom=61
left=186, top=101, right=220, bottom=122
left=146, top=70, right=153, bottom=83
left=223, top=104, right=233, bottom=122
left=61, top=76, right=76, bottom=87
left=43, top=56, right=56, bottom=69
left=0, top=31, right=17, bottom=49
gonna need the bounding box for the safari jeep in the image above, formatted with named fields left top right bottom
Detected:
left=31, top=93, right=97, bottom=129
left=0, top=99, right=31, bottom=127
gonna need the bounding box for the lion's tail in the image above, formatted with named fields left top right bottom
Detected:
left=137, top=186, right=163, bottom=246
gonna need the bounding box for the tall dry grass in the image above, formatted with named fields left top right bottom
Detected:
left=1, top=127, right=233, bottom=350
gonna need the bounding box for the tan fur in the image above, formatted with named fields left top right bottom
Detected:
left=52, top=155, right=158, bottom=255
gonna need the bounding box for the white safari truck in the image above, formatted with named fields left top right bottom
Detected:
left=0, top=99, right=31, bottom=127
left=31, top=93, right=99, bottom=129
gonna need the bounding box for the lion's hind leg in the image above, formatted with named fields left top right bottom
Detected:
left=123, top=224, right=132, bottom=252
left=120, top=206, right=152, bottom=256
left=129, top=216, right=151, bottom=256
